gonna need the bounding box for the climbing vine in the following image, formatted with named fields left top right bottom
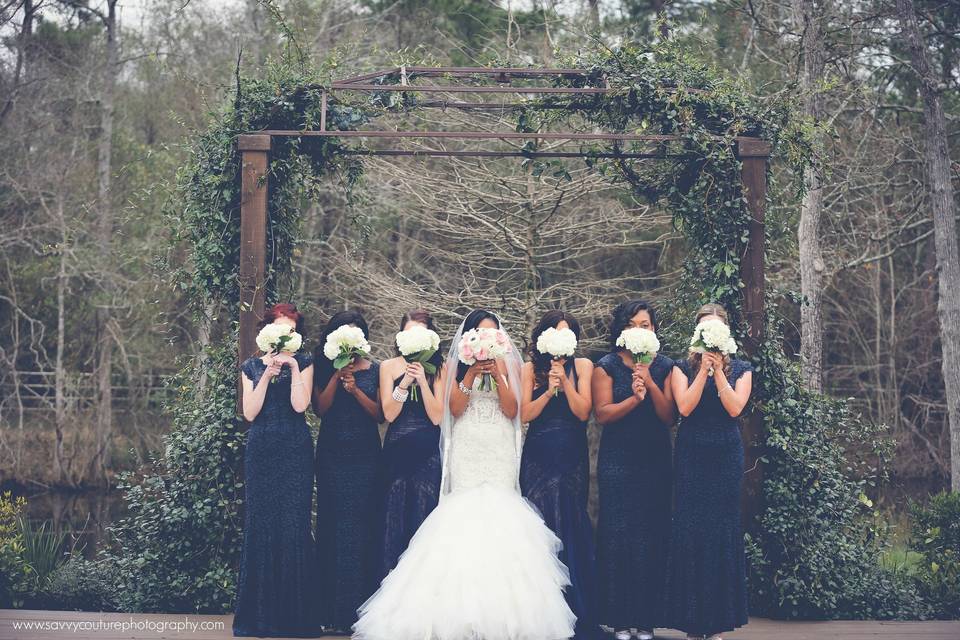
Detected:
left=106, top=41, right=923, bottom=617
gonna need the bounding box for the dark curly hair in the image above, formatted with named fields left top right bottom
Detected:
left=608, top=299, right=659, bottom=350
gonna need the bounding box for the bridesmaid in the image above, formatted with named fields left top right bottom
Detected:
left=312, top=310, right=383, bottom=634
left=520, top=310, right=598, bottom=640
left=234, top=303, right=318, bottom=637
left=592, top=300, right=675, bottom=640
left=376, top=309, right=445, bottom=578
left=664, top=303, right=752, bottom=640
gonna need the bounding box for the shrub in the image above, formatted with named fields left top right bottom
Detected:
left=103, top=341, right=245, bottom=613
left=0, top=491, right=33, bottom=608
left=909, top=491, right=960, bottom=618
left=38, top=556, right=119, bottom=612
left=18, top=516, right=70, bottom=592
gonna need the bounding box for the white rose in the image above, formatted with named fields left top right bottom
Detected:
left=396, top=325, right=440, bottom=356
left=281, top=331, right=303, bottom=353
left=256, top=322, right=290, bottom=353
left=617, top=327, right=660, bottom=355
left=536, top=327, right=578, bottom=358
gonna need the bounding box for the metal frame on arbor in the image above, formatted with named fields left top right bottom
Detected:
left=235, top=66, right=771, bottom=516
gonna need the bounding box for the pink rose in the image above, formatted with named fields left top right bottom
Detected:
left=461, top=346, right=474, bottom=360
left=477, top=348, right=489, bottom=360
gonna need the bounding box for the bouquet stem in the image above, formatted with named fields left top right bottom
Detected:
left=409, top=383, right=419, bottom=402
left=481, top=372, right=498, bottom=392
left=553, top=358, right=562, bottom=396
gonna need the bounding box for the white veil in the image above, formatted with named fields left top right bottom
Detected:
left=439, top=311, right=524, bottom=500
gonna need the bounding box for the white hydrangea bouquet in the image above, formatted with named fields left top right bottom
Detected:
left=395, top=325, right=441, bottom=401
left=255, top=323, right=304, bottom=383
left=689, top=318, right=738, bottom=375
left=536, top=327, right=578, bottom=395
left=323, top=325, right=371, bottom=371
left=616, top=327, right=660, bottom=365
left=458, top=327, right=510, bottom=391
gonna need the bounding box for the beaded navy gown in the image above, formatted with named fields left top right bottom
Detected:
left=234, top=352, right=319, bottom=638
left=315, top=362, right=381, bottom=632
left=377, top=377, right=442, bottom=578
left=663, top=358, right=752, bottom=637
left=520, top=360, right=598, bottom=640
left=595, top=352, right=674, bottom=632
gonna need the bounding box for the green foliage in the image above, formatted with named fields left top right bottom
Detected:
left=0, top=492, right=33, bottom=608
left=38, top=557, right=119, bottom=612
left=909, top=492, right=960, bottom=617
left=17, top=516, right=70, bottom=592
left=103, top=340, right=246, bottom=613
left=168, top=59, right=371, bottom=318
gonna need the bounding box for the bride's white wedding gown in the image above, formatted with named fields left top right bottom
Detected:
left=353, top=380, right=577, bottom=640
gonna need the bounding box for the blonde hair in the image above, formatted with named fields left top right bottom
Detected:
left=688, top=302, right=732, bottom=377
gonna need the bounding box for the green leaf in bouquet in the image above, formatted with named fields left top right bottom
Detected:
left=333, top=353, right=352, bottom=370
left=413, top=350, right=437, bottom=364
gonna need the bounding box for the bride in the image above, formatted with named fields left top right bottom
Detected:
left=353, top=309, right=577, bottom=640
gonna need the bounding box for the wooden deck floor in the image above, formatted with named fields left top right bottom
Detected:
left=1, top=610, right=958, bottom=640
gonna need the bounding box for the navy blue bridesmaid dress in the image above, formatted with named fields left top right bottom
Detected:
left=377, top=377, right=442, bottom=578
left=520, top=359, right=598, bottom=640
left=595, top=352, right=674, bottom=633
left=315, top=362, right=381, bottom=632
left=234, top=352, right=319, bottom=638
left=663, top=358, right=752, bottom=636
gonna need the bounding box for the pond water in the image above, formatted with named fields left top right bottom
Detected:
left=1, top=482, right=126, bottom=558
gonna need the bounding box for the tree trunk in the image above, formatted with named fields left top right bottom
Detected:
left=897, top=0, right=960, bottom=491
left=793, top=0, right=826, bottom=393
left=0, top=0, right=35, bottom=126
left=586, top=0, right=600, bottom=29
left=55, top=194, right=69, bottom=485
left=93, top=0, right=119, bottom=485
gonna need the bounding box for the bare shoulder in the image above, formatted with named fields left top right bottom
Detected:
left=381, top=356, right=405, bottom=373
left=593, top=362, right=611, bottom=381
left=575, top=357, right=594, bottom=373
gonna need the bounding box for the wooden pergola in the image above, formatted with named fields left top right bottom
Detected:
left=235, top=66, right=771, bottom=517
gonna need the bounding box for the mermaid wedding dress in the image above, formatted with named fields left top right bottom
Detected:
left=353, top=321, right=576, bottom=640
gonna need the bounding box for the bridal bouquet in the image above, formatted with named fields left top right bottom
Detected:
left=689, top=318, right=738, bottom=375
left=458, top=327, right=509, bottom=391
left=396, top=325, right=441, bottom=401
left=323, top=325, right=371, bottom=371
left=536, top=327, right=577, bottom=395
left=616, top=327, right=660, bottom=365
left=256, top=323, right=304, bottom=383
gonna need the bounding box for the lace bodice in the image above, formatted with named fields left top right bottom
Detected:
left=447, top=378, right=520, bottom=493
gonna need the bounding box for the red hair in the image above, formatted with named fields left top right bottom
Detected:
left=260, top=303, right=305, bottom=335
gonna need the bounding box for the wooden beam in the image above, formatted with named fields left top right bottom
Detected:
left=260, top=129, right=677, bottom=140
left=237, top=134, right=270, bottom=386
left=737, top=138, right=771, bottom=530
left=343, top=149, right=673, bottom=159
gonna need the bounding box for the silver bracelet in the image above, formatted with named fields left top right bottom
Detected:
left=291, top=381, right=304, bottom=387
left=458, top=381, right=472, bottom=395
left=392, top=386, right=409, bottom=402
left=719, top=383, right=733, bottom=395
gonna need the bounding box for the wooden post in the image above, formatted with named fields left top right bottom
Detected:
left=737, top=137, right=771, bottom=530
left=237, top=135, right=271, bottom=389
